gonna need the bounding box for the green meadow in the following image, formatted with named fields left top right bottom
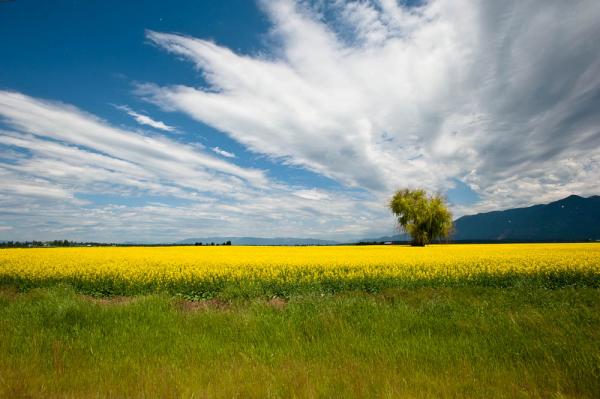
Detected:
left=1, top=285, right=598, bottom=398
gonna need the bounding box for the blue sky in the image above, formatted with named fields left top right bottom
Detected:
left=0, top=0, right=599, bottom=242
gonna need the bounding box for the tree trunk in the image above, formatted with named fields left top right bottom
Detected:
left=411, top=237, right=427, bottom=247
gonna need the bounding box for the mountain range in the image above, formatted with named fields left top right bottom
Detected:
left=451, top=194, right=600, bottom=242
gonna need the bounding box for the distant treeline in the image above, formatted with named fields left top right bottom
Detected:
left=355, top=241, right=404, bottom=245
left=0, top=240, right=234, bottom=248
left=0, top=240, right=116, bottom=248
left=194, top=241, right=232, bottom=246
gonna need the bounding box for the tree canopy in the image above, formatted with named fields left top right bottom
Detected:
left=388, top=189, right=453, bottom=246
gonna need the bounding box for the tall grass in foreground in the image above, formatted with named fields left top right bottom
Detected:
left=1, top=285, right=599, bottom=398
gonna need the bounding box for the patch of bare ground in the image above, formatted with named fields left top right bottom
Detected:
left=375, top=287, right=449, bottom=307
left=0, top=285, right=19, bottom=300
left=174, top=298, right=231, bottom=312
left=79, top=295, right=137, bottom=306
left=267, top=297, right=287, bottom=310
left=174, top=297, right=287, bottom=312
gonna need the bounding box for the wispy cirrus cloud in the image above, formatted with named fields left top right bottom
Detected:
left=0, top=91, right=267, bottom=192
left=211, top=146, right=236, bottom=158
left=114, top=104, right=176, bottom=132
left=143, top=0, right=600, bottom=211
left=0, top=90, right=391, bottom=241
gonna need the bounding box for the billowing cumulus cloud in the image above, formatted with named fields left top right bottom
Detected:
left=144, top=0, right=600, bottom=210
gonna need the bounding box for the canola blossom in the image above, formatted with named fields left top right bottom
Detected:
left=0, top=244, right=599, bottom=298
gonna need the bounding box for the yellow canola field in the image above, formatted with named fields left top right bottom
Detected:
left=1, top=244, right=599, bottom=296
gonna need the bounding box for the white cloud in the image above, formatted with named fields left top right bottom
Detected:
left=143, top=0, right=600, bottom=211
left=211, top=146, right=236, bottom=158
left=0, top=92, right=394, bottom=241
left=0, top=91, right=268, bottom=192
left=293, top=189, right=329, bottom=201
left=0, top=159, right=393, bottom=242
left=0, top=166, right=77, bottom=200
left=115, top=104, right=176, bottom=132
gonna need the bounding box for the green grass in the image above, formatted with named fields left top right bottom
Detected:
left=1, top=285, right=599, bottom=398
left=4, top=269, right=598, bottom=300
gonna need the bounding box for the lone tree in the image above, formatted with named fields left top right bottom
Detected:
left=388, top=189, right=453, bottom=246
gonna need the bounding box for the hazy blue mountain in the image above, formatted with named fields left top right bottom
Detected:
left=356, top=233, right=410, bottom=243
left=452, top=195, right=600, bottom=241
left=176, top=237, right=340, bottom=246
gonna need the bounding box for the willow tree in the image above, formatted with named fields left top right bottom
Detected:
left=388, top=189, right=453, bottom=246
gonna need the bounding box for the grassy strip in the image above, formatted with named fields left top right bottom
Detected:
left=2, top=270, right=598, bottom=299
left=0, top=285, right=599, bottom=398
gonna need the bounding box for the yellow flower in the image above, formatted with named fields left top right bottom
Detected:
left=0, top=244, right=598, bottom=295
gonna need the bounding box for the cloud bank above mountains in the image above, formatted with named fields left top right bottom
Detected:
left=1, top=0, right=599, bottom=241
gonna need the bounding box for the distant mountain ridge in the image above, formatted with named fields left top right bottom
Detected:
left=176, top=237, right=340, bottom=246
left=356, top=233, right=409, bottom=243
left=362, top=195, right=600, bottom=243
left=452, top=195, right=600, bottom=242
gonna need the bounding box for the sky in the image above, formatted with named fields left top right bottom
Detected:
left=0, top=0, right=599, bottom=242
